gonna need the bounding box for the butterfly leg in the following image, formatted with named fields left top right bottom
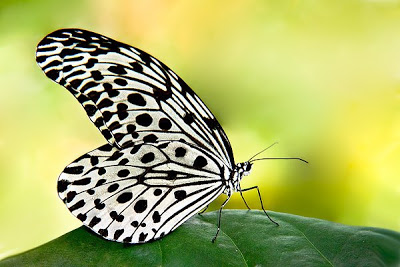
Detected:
left=212, top=191, right=232, bottom=243
left=240, top=186, right=279, bottom=226
left=238, top=185, right=251, bottom=210
left=198, top=204, right=209, bottom=215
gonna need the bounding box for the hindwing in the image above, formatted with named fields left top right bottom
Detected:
left=58, top=140, right=227, bottom=243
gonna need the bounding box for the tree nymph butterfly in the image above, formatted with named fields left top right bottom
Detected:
left=36, top=29, right=306, bottom=244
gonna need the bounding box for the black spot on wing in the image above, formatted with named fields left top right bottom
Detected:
left=194, top=156, right=208, bottom=169
left=168, top=171, right=177, bottom=179
left=114, top=133, right=124, bottom=143
left=58, top=180, right=71, bottom=193
left=117, top=169, right=130, bottom=177
left=117, top=103, right=128, bottom=112
left=85, top=58, right=98, bottom=68
left=130, top=145, right=140, bottom=154
left=87, top=189, right=95, bottom=195
left=123, top=236, right=132, bottom=243
left=69, top=199, right=85, bottom=211
left=118, top=111, right=129, bottom=120
left=174, top=190, right=187, bottom=201
left=98, top=144, right=113, bottom=152
left=175, top=147, right=186, bottom=157
left=62, top=65, right=73, bottom=72
left=108, top=65, right=127, bottom=75
left=116, top=215, right=124, bottom=222
left=72, top=177, right=91, bottom=185
left=119, top=158, right=129, bottom=165
left=127, top=93, right=146, bottom=106
left=99, top=228, right=108, bottom=237
left=98, top=167, right=106, bottom=175
left=102, top=111, right=112, bottom=122
left=95, top=179, right=106, bottom=186
left=114, top=229, right=124, bottom=239
left=70, top=79, right=83, bottom=88
left=134, top=199, right=147, bottom=213
left=127, top=124, right=136, bottom=133
left=157, top=142, right=169, bottom=149
left=81, top=81, right=97, bottom=93
left=107, top=183, right=119, bottom=192
left=136, top=113, right=152, bottom=126
left=66, top=191, right=77, bottom=203
left=141, top=152, right=155, bottom=163
left=204, top=117, right=219, bottom=130
left=97, top=98, right=113, bottom=108
left=89, top=216, right=101, bottom=227
left=130, top=62, right=143, bottom=72
left=109, top=121, right=122, bottom=131
left=95, top=204, right=106, bottom=211
left=152, top=211, right=161, bottom=223
left=90, top=156, right=99, bottom=166
left=64, top=166, right=84, bottom=174
left=143, top=134, right=158, bottom=143
left=139, top=232, right=148, bottom=242
left=153, top=88, right=172, bottom=101
left=116, top=192, right=133, bottom=203
left=77, top=213, right=87, bottom=221
left=44, top=69, right=59, bottom=81
left=91, top=70, right=103, bottom=81
left=131, top=132, right=139, bottom=139
left=158, top=118, right=172, bottom=130
left=114, top=78, right=127, bottom=86
left=103, top=83, right=113, bottom=90
left=183, top=113, right=194, bottom=124
left=95, top=201, right=105, bottom=210
left=109, top=211, right=118, bottom=220
left=116, top=103, right=129, bottom=120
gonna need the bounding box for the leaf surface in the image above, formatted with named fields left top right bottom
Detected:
left=2, top=210, right=399, bottom=266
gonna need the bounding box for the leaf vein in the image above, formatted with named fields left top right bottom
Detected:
left=218, top=229, right=248, bottom=267
left=297, top=227, right=333, bottom=266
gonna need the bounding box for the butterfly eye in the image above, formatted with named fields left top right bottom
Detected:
left=245, top=163, right=252, bottom=172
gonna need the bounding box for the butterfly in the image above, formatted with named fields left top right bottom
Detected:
left=36, top=28, right=305, bottom=244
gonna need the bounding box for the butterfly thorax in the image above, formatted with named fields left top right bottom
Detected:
left=229, top=162, right=253, bottom=193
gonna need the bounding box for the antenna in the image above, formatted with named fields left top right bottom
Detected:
left=249, top=157, right=308, bottom=164
left=247, top=142, right=279, bottom=162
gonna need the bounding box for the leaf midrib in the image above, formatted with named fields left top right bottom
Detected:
left=295, top=225, right=333, bottom=266
left=218, top=228, right=248, bottom=267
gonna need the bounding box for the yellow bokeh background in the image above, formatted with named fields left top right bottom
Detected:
left=1, top=0, right=399, bottom=259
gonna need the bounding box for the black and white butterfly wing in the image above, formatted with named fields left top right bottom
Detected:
left=36, top=28, right=234, bottom=167
left=58, top=140, right=228, bottom=243
left=36, top=29, right=235, bottom=243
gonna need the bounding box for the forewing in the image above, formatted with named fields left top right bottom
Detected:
left=58, top=140, right=227, bottom=243
left=36, top=28, right=234, bottom=167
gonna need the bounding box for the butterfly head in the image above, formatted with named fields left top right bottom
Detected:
left=231, top=162, right=253, bottom=192
left=242, top=161, right=253, bottom=176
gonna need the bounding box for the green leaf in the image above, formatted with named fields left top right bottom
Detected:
left=1, top=210, right=399, bottom=266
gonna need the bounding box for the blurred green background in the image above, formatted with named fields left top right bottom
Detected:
left=1, top=0, right=400, bottom=259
